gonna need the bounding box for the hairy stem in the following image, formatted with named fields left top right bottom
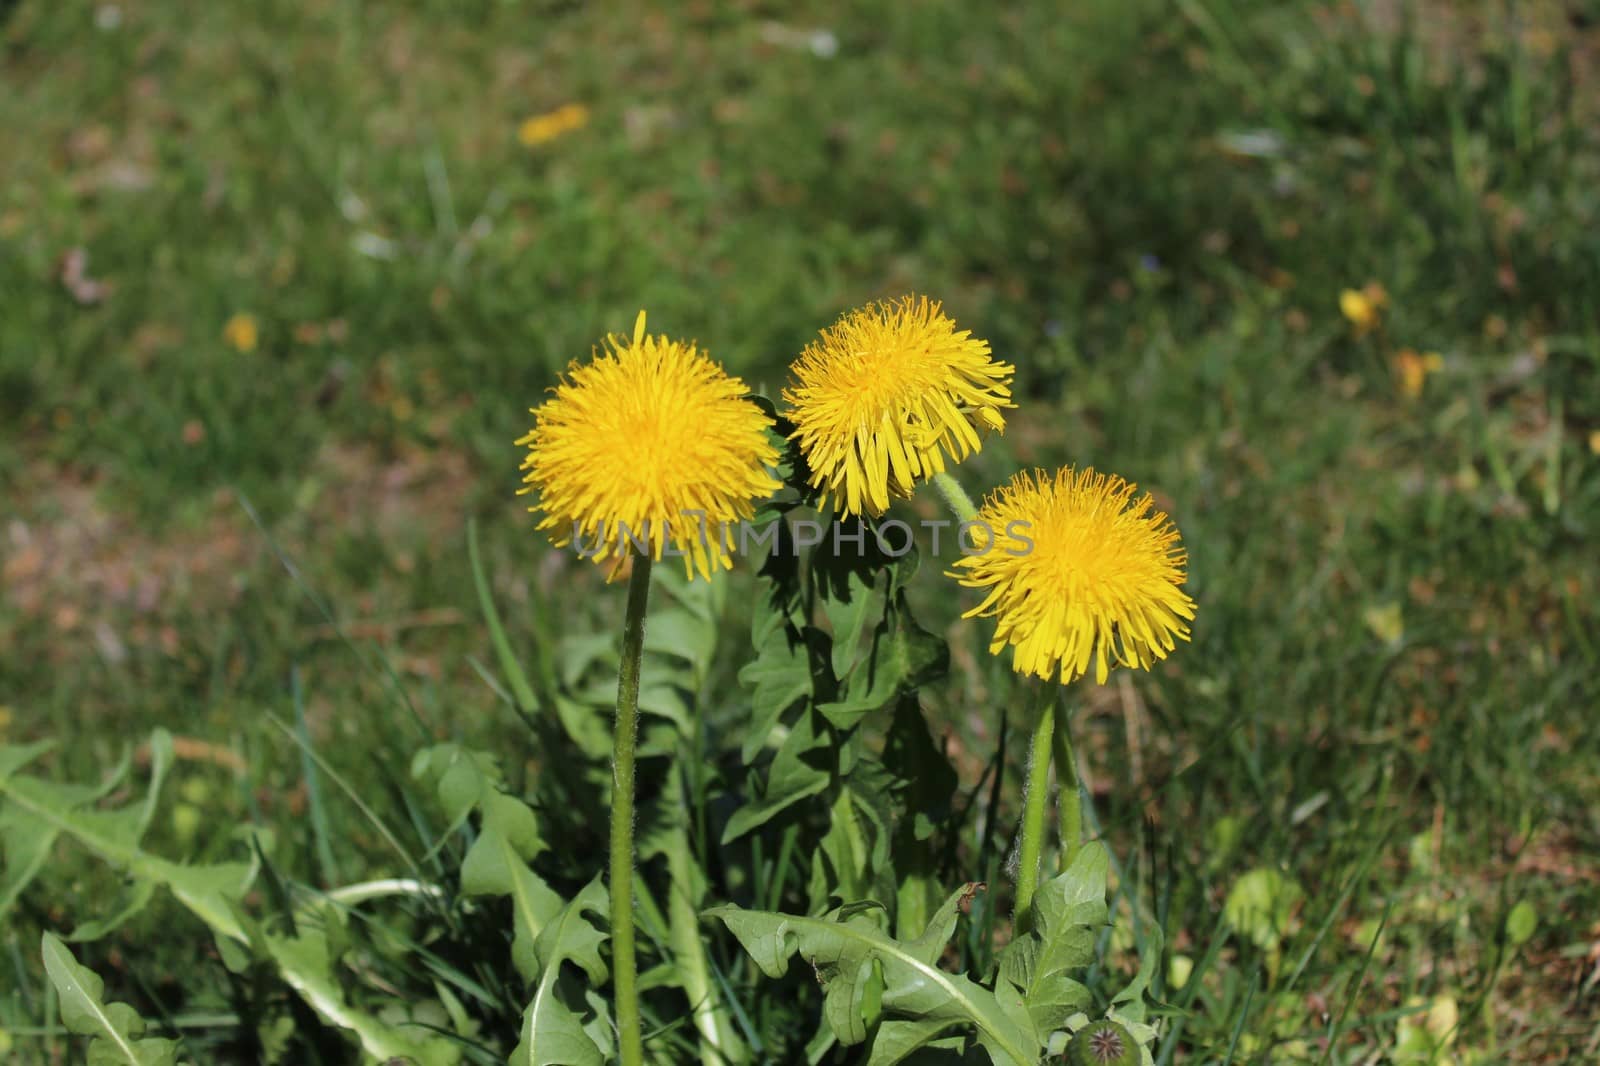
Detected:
left=611, top=555, right=653, bottom=1066
left=930, top=470, right=979, bottom=525
left=1013, top=686, right=1057, bottom=928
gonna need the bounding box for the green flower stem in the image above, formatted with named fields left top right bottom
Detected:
left=611, top=554, right=653, bottom=1066
left=930, top=470, right=979, bottom=525
left=1051, top=704, right=1082, bottom=873
left=1013, top=685, right=1057, bottom=928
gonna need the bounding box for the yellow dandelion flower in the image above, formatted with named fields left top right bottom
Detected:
left=783, top=295, right=1014, bottom=517
left=518, top=311, right=780, bottom=580
left=518, top=103, right=590, bottom=147
left=949, top=467, right=1195, bottom=685
left=1339, top=289, right=1379, bottom=334
left=222, top=312, right=259, bottom=353
left=1394, top=348, right=1443, bottom=398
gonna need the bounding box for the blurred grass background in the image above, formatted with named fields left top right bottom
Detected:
left=2, top=0, right=1599, bottom=1060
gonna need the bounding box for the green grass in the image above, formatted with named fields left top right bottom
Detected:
left=3, top=0, right=1598, bottom=1061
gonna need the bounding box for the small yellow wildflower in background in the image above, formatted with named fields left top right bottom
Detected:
left=518, top=103, right=590, bottom=147
left=783, top=295, right=1014, bottom=517
left=222, top=312, right=259, bottom=353
left=519, top=311, right=780, bottom=580
left=949, top=467, right=1195, bottom=685
left=1362, top=601, right=1405, bottom=646
left=1588, top=429, right=1600, bottom=455
left=1394, top=348, right=1443, bottom=398
left=1339, top=281, right=1388, bottom=335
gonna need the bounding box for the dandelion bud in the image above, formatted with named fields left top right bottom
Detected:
left=1066, top=1019, right=1138, bottom=1066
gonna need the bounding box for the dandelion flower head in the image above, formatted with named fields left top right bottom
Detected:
left=1338, top=281, right=1387, bottom=335
left=518, top=103, right=589, bottom=147
left=783, top=295, right=1013, bottom=517
left=222, top=312, right=259, bottom=353
left=518, top=312, right=781, bottom=580
left=1394, top=348, right=1443, bottom=399
left=949, top=467, right=1195, bottom=685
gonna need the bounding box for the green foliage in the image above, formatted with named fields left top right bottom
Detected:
left=258, top=925, right=462, bottom=1065
left=508, top=879, right=613, bottom=1066
left=414, top=743, right=560, bottom=984
left=4, top=0, right=1598, bottom=1061
left=996, top=845, right=1108, bottom=1038
left=41, top=934, right=180, bottom=1066
left=709, top=886, right=1036, bottom=1064
left=4, top=734, right=459, bottom=1064
left=1222, top=868, right=1304, bottom=952
left=710, top=849, right=1160, bottom=1065
left=1503, top=900, right=1537, bottom=949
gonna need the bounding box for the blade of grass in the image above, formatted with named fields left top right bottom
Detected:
left=238, top=492, right=429, bottom=736
left=1220, top=968, right=1259, bottom=1065
left=468, top=518, right=543, bottom=714
left=266, top=714, right=422, bottom=882
left=292, top=665, right=340, bottom=886
left=1319, top=899, right=1395, bottom=1066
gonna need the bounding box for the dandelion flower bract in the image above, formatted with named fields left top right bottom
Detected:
left=518, top=312, right=781, bottom=580
left=950, top=467, right=1195, bottom=685
left=783, top=295, right=1013, bottom=517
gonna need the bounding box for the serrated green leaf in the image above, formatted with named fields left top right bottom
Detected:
left=810, top=759, right=897, bottom=911
left=883, top=698, right=959, bottom=940
left=737, top=625, right=831, bottom=763
left=417, top=745, right=559, bottom=983
left=133, top=730, right=174, bottom=842
left=41, top=933, right=180, bottom=1066
left=511, top=877, right=611, bottom=1066
left=263, top=927, right=461, bottom=1065
left=1, top=750, right=257, bottom=942
left=816, top=601, right=947, bottom=731
left=552, top=696, right=613, bottom=760
left=813, top=536, right=878, bottom=677
left=862, top=1017, right=972, bottom=1064
left=707, top=883, right=1034, bottom=1065
left=722, top=708, right=832, bottom=843
left=997, top=844, right=1109, bottom=1040
left=139, top=857, right=256, bottom=942
left=750, top=503, right=805, bottom=640
left=9, top=740, right=461, bottom=1065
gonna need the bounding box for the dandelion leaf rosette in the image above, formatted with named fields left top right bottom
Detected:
left=707, top=884, right=1038, bottom=1065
